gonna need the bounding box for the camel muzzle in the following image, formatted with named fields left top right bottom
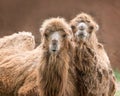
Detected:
left=49, top=40, right=59, bottom=53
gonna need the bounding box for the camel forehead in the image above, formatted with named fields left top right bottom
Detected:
left=72, top=16, right=92, bottom=25
left=46, top=26, right=65, bottom=34
left=77, top=14, right=92, bottom=20
left=77, top=22, right=88, bottom=29
left=50, top=32, right=61, bottom=40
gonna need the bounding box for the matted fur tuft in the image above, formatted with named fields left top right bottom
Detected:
left=0, top=46, right=41, bottom=96
left=0, top=31, right=35, bottom=61
left=0, top=31, right=35, bottom=50
left=40, top=17, right=72, bottom=36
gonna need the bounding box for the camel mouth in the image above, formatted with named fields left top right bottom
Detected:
left=77, top=37, right=86, bottom=42
left=52, top=49, right=57, bottom=52
left=77, top=33, right=86, bottom=38
left=50, top=49, right=59, bottom=54
left=50, top=48, right=58, bottom=53
left=49, top=43, right=59, bottom=53
left=75, top=30, right=88, bottom=41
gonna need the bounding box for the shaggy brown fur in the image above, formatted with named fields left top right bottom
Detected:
left=0, top=32, right=35, bottom=61
left=70, top=13, right=116, bottom=96
left=18, top=18, right=77, bottom=96
left=97, top=44, right=116, bottom=96
left=0, top=46, right=41, bottom=96
left=18, top=70, right=39, bottom=96
left=0, top=32, right=35, bottom=50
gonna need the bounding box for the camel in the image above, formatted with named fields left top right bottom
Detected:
left=69, top=13, right=116, bottom=96
left=0, top=17, right=77, bottom=96
left=36, top=17, right=78, bottom=96
left=18, top=17, right=77, bottom=96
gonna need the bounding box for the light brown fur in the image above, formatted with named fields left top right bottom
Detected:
left=0, top=46, right=41, bottom=96
left=0, top=32, right=35, bottom=50
left=70, top=13, right=116, bottom=96
left=0, top=32, right=35, bottom=61
left=18, top=70, right=39, bottom=96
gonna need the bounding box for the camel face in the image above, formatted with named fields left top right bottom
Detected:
left=75, top=22, right=89, bottom=41
left=70, top=13, right=99, bottom=43
left=40, top=18, right=70, bottom=54
left=43, top=29, right=68, bottom=54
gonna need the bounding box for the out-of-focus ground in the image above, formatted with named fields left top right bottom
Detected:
left=115, top=70, right=120, bottom=96
left=0, top=0, right=120, bottom=69
left=117, top=82, right=120, bottom=90
left=116, top=82, right=120, bottom=96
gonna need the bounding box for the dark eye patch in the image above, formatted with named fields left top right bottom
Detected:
left=89, top=26, right=94, bottom=33
left=71, top=25, right=77, bottom=33
left=62, top=34, right=67, bottom=38
left=89, top=26, right=94, bottom=30
left=44, top=33, right=48, bottom=38
left=71, top=25, right=76, bottom=30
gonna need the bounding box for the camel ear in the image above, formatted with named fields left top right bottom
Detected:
left=96, top=24, right=99, bottom=31
left=70, top=23, right=76, bottom=32
left=92, top=23, right=99, bottom=32
left=39, top=28, right=44, bottom=36
left=39, top=28, right=44, bottom=42
left=39, top=28, right=43, bottom=33
left=71, top=25, right=76, bottom=31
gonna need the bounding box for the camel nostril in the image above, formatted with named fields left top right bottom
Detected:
left=50, top=40, right=58, bottom=53
left=51, top=45, right=58, bottom=53
left=52, top=40, right=58, bottom=45
left=52, top=49, right=56, bottom=52
left=78, top=32, right=84, bottom=37
left=79, top=26, right=85, bottom=30
left=52, top=42, right=56, bottom=46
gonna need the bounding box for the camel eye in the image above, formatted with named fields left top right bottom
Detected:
left=89, top=26, right=94, bottom=30
left=62, top=34, right=66, bottom=38
left=71, top=25, right=76, bottom=30
left=44, top=33, right=48, bottom=38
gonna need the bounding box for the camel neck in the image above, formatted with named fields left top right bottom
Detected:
left=74, top=41, right=97, bottom=72
left=38, top=50, right=69, bottom=96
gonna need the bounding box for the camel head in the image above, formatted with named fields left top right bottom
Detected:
left=40, top=17, right=72, bottom=54
left=70, top=13, right=99, bottom=44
